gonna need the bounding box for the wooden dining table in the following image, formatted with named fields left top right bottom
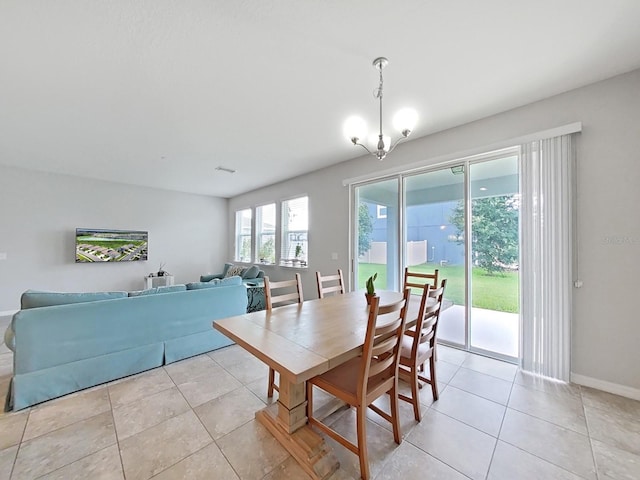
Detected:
left=213, top=290, right=421, bottom=480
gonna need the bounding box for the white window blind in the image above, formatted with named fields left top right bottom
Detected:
left=256, top=203, right=276, bottom=265
left=234, top=209, right=252, bottom=262
left=280, top=196, right=308, bottom=267
left=520, top=134, right=574, bottom=381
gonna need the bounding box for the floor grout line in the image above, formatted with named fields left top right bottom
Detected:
left=3, top=346, right=639, bottom=479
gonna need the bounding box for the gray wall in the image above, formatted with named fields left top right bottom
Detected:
left=0, top=166, right=228, bottom=311
left=228, top=68, right=640, bottom=393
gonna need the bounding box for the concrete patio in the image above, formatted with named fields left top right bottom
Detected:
left=438, top=305, right=519, bottom=359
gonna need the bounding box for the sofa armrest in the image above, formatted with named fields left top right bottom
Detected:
left=200, top=273, right=224, bottom=282
left=4, top=324, right=15, bottom=352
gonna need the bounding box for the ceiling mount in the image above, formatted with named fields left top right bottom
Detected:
left=372, top=56, right=388, bottom=70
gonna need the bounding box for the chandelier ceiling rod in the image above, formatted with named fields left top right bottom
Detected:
left=375, top=58, right=385, bottom=156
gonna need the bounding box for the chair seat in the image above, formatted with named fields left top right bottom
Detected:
left=399, top=335, right=432, bottom=364
left=311, top=357, right=360, bottom=404
left=311, top=356, right=396, bottom=406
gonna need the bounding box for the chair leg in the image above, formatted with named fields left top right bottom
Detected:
left=356, top=406, right=370, bottom=480
left=267, top=367, right=275, bottom=398
left=389, top=383, right=403, bottom=443
left=409, top=365, right=422, bottom=422
left=429, top=357, right=439, bottom=401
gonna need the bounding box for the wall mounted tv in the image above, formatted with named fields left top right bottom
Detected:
left=75, top=228, right=148, bottom=263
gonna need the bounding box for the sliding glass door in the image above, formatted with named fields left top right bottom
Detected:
left=351, top=150, right=520, bottom=362
left=469, top=156, right=520, bottom=359
left=353, top=178, right=400, bottom=292
left=404, top=167, right=466, bottom=348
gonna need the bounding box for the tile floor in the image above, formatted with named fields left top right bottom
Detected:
left=0, top=342, right=639, bottom=479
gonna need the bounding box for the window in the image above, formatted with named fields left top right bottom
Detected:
left=376, top=204, right=387, bottom=219
left=280, top=196, right=308, bottom=267
left=234, top=209, right=252, bottom=262
left=255, top=203, right=276, bottom=265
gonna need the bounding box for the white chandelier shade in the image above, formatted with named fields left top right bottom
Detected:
left=392, top=108, right=418, bottom=134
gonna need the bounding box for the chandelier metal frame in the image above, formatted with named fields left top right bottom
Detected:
left=348, top=57, right=414, bottom=161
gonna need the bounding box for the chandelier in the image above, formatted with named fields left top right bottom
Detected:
left=343, top=57, right=418, bottom=161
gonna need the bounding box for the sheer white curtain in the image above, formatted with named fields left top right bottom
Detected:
left=520, top=134, right=574, bottom=381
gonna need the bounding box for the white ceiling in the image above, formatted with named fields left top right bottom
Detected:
left=2, top=1, right=640, bottom=198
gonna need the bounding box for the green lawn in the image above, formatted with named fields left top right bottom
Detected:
left=357, top=263, right=519, bottom=313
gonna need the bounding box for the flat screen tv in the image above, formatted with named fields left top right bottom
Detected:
left=75, top=228, right=148, bottom=263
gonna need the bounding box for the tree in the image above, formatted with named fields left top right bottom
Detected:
left=358, top=203, right=374, bottom=256
left=450, top=195, right=519, bottom=275
left=258, top=237, right=275, bottom=263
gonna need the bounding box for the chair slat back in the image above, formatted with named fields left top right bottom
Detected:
left=403, top=267, right=439, bottom=293
left=414, top=280, right=446, bottom=352
left=316, top=269, right=345, bottom=298
left=358, top=289, right=410, bottom=398
left=264, top=274, right=304, bottom=310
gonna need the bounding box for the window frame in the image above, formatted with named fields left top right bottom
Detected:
left=255, top=203, right=276, bottom=265
left=234, top=208, right=253, bottom=263
left=280, top=195, right=309, bottom=268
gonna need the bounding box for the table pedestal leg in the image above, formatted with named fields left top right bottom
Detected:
left=255, top=379, right=339, bottom=480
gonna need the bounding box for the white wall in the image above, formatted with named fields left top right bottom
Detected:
left=0, top=166, right=228, bottom=311
left=229, top=68, right=640, bottom=394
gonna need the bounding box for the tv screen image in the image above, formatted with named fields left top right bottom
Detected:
left=76, top=228, right=148, bottom=263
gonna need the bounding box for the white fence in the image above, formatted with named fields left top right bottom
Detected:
left=359, top=240, right=427, bottom=266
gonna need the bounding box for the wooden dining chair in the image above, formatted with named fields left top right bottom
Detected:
left=263, top=274, right=304, bottom=397
left=315, top=269, right=345, bottom=298
left=306, top=288, right=411, bottom=480
left=398, top=279, right=446, bottom=421
left=403, top=266, right=441, bottom=360
left=403, top=267, right=439, bottom=293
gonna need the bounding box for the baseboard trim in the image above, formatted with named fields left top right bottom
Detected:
left=0, top=310, right=17, bottom=317
left=571, top=373, right=640, bottom=401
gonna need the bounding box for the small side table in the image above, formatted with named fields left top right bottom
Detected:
left=145, top=275, right=175, bottom=289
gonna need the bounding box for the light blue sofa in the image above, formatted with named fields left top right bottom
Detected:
left=4, top=277, right=247, bottom=411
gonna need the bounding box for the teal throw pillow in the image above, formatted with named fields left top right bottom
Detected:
left=225, top=265, right=245, bottom=278
left=242, top=265, right=260, bottom=279
left=217, top=275, right=243, bottom=286
left=221, top=263, right=234, bottom=277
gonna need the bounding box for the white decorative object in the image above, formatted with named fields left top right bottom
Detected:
left=145, top=275, right=174, bottom=289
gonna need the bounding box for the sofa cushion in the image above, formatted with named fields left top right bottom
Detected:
left=225, top=265, right=245, bottom=278
left=128, top=285, right=187, bottom=297
left=221, top=262, right=234, bottom=277
left=21, top=290, right=128, bottom=309
left=241, top=265, right=260, bottom=279
left=187, top=276, right=243, bottom=290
